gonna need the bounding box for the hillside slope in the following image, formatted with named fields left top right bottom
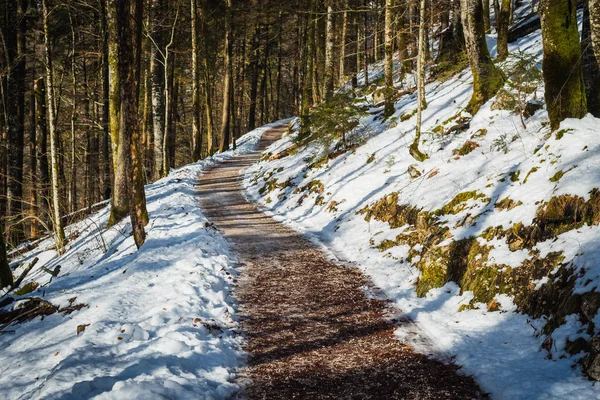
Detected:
left=0, top=122, right=287, bottom=399
left=243, top=22, right=600, bottom=400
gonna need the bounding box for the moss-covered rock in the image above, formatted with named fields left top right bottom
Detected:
left=435, top=191, right=489, bottom=216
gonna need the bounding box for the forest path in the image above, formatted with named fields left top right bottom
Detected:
left=197, top=126, right=486, bottom=399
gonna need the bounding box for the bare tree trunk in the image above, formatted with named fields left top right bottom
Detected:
left=301, top=0, right=316, bottom=138
left=29, top=79, right=38, bottom=238
left=496, top=0, right=511, bottom=61
left=539, top=0, right=586, bottom=130
left=6, top=0, right=26, bottom=243
left=482, top=0, right=491, bottom=33
left=219, top=0, right=233, bottom=153
left=384, top=0, right=395, bottom=117
left=42, top=0, right=66, bottom=253
left=339, top=1, right=348, bottom=86
left=34, top=78, right=50, bottom=228
left=0, top=219, right=13, bottom=289
left=162, top=7, right=179, bottom=176
left=101, top=0, right=111, bottom=201
left=68, top=6, right=78, bottom=214
left=275, top=11, right=283, bottom=120
left=582, top=0, right=600, bottom=117
left=591, top=0, right=600, bottom=66
left=199, top=5, right=215, bottom=155
left=191, top=0, right=202, bottom=161
left=324, top=1, right=335, bottom=99
left=248, top=19, right=261, bottom=131
left=151, top=0, right=166, bottom=179
left=106, top=0, right=128, bottom=226
left=461, top=0, right=505, bottom=114
left=410, top=0, right=428, bottom=162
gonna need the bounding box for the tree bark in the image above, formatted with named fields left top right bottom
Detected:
left=301, top=0, right=316, bottom=138
left=410, top=0, right=428, bottom=162
left=34, top=78, right=50, bottom=229
left=482, top=0, right=491, bottom=33
left=436, top=0, right=465, bottom=67
left=384, top=0, right=395, bottom=117
left=460, top=0, right=505, bottom=114
left=151, top=0, right=166, bottom=179
left=219, top=0, right=233, bottom=153
left=591, top=0, right=600, bottom=66
left=496, top=0, right=511, bottom=60
left=0, top=219, right=13, bottom=289
left=42, top=0, right=67, bottom=253
left=582, top=0, right=600, bottom=117
left=107, top=0, right=128, bottom=226
left=339, top=1, right=348, bottom=86
left=68, top=6, right=78, bottom=214
left=6, top=0, right=26, bottom=243
left=101, top=0, right=112, bottom=201
left=539, top=0, right=586, bottom=130
left=191, top=0, right=202, bottom=161
left=324, top=1, right=335, bottom=99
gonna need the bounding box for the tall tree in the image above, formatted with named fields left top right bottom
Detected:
left=591, top=0, right=600, bottom=65
left=5, top=0, right=26, bottom=242
left=582, top=0, right=600, bottom=117
left=323, top=0, right=335, bottom=100
left=151, top=0, right=166, bottom=179
left=410, top=0, right=428, bottom=162
left=384, top=0, right=395, bottom=117
left=496, top=0, right=511, bottom=61
left=460, top=0, right=505, bottom=114
left=100, top=0, right=112, bottom=201
left=539, top=0, right=586, bottom=130
left=42, top=0, right=67, bottom=253
left=191, top=0, right=202, bottom=161
left=219, top=0, right=233, bottom=152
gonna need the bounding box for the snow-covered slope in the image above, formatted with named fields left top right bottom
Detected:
left=0, top=121, right=286, bottom=400
left=243, top=27, right=600, bottom=400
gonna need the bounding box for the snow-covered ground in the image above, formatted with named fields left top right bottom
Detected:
left=243, top=26, right=600, bottom=400
left=0, top=121, right=287, bottom=400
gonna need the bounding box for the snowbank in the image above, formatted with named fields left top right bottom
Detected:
left=0, top=120, right=289, bottom=399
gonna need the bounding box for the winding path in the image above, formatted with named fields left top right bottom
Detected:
left=197, top=126, right=486, bottom=399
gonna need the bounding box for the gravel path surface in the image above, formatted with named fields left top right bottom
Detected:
left=197, top=126, right=486, bottom=399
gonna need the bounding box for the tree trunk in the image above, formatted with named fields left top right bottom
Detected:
left=107, top=0, right=128, bottom=226
left=151, top=0, right=166, bottom=179
left=115, top=0, right=147, bottom=248
left=482, top=0, right=491, bottom=33
left=384, top=0, right=395, bottom=117
left=29, top=77, right=38, bottom=238
left=339, top=1, right=348, bottom=86
left=68, top=6, right=78, bottom=214
left=220, top=0, right=233, bottom=153
left=301, top=0, right=316, bottom=138
left=410, top=0, right=428, bottom=162
left=34, top=78, right=50, bottom=229
left=324, top=1, right=335, bottom=99
left=101, top=0, right=112, bottom=201
left=6, top=0, right=26, bottom=243
left=460, top=0, right=505, bottom=114
left=539, top=0, right=587, bottom=130
left=398, top=4, right=411, bottom=74
left=42, top=0, right=67, bottom=253
left=496, top=0, right=511, bottom=61
left=0, top=219, right=13, bottom=289
left=191, top=0, right=202, bottom=161
left=582, top=0, right=600, bottom=117
left=199, top=5, right=215, bottom=155
left=590, top=0, right=600, bottom=66
left=248, top=20, right=261, bottom=131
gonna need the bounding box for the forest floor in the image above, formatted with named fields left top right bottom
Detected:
left=198, top=126, right=486, bottom=399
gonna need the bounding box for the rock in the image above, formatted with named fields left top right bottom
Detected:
left=586, top=354, right=600, bottom=381
left=523, top=100, right=543, bottom=119
left=408, top=164, right=422, bottom=179
left=491, top=88, right=517, bottom=111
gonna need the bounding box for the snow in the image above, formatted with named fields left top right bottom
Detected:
left=0, top=120, right=289, bottom=400
left=242, top=24, right=600, bottom=400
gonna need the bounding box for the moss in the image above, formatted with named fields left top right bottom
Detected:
left=555, top=128, right=574, bottom=140
left=495, top=197, right=523, bottom=211
left=315, top=196, right=325, bottom=206
left=258, top=178, right=279, bottom=196
left=400, top=109, right=417, bottom=121
left=302, top=180, right=324, bottom=195
left=366, top=153, right=376, bottom=164
left=509, top=170, right=520, bottom=182
left=540, top=0, right=587, bottom=130
left=549, top=170, right=565, bottom=182
left=523, top=166, right=539, bottom=184
left=107, top=206, right=128, bottom=228
left=453, top=140, right=480, bottom=156
left=434, top=191, right=489, bottom=216
left=471, top=128, right=488, bottom=139
left=14, top=282, right=39, bottom=296
left=359, top=193, right=423, bottom=229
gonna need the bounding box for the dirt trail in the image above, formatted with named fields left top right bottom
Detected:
left=197, top=126, right=486, bottom=399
